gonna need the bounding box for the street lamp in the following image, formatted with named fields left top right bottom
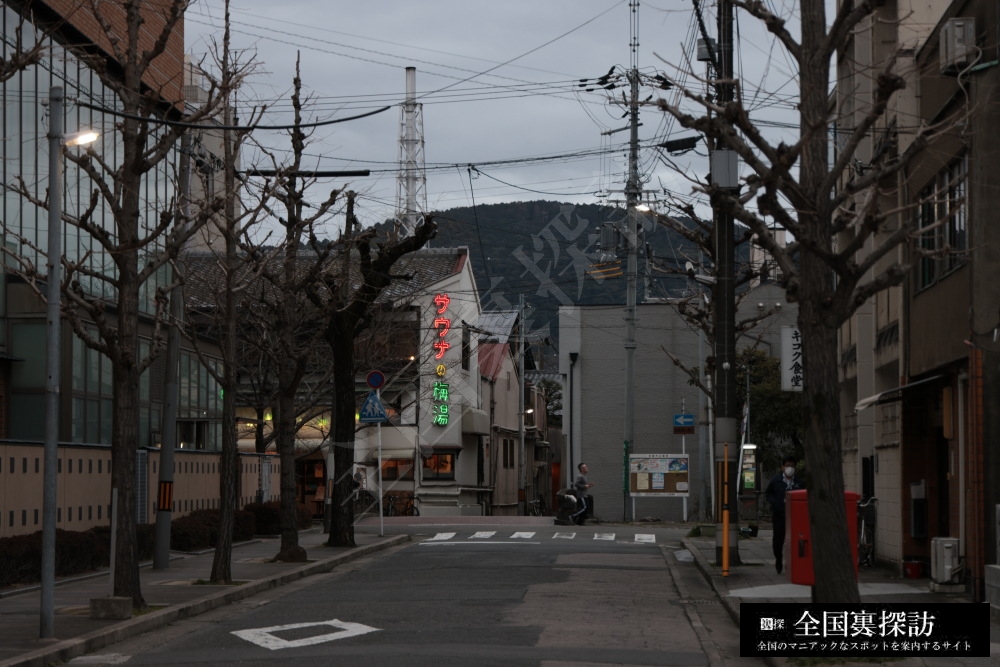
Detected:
left=41, top=86, right=98, bottom=639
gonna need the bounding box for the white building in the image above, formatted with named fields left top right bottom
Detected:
left=353, top=246, right=490, bottom=516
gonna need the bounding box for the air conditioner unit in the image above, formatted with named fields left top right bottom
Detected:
left=930, top=536, right=961, bottom=584
left=940, top=17, right=976, bottom=74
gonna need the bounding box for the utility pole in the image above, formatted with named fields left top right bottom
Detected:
left=153, top=132, right=190, bottom=570
left=622, top=0, right=643, bottom=523
left=712, top=0, right=740, bottom=571
left=518, top=293, right=527, bottom=515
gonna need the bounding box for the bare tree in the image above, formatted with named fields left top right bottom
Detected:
left=650, top=206, right=778, bottom=397
left=322, top=195, right=436, bottom=548
left=656, top=0, right=945, bottom=602
left=6, top=0, right=235, bottom=608
left=244, top=57, right=343, bottom=562
left=0, top=15, right=44, bottom=82
left=176, top=0, right=262, bottom=584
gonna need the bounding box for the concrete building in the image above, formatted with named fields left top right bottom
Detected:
left=837, top=0, right=1000, bottom=603
left=0, top=0, right=251, bottom=537
left=559, top=282, right=796, bottom=524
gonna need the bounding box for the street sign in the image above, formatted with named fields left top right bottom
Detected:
left=366, top=370, right=385, bottom=390
left=673, top=413, right=695, bottom=435
left=359, top=390, right=388, bottom=423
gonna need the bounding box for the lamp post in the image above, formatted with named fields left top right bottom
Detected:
left=41, top=86, right=98, bottom=638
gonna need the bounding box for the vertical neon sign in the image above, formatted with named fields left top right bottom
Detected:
left=432, top=293, right=451, bottom=426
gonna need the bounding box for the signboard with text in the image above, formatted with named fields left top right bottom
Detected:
left=781, top=326, right=804, bottom=392
left=628, top=453, right=689, bottom=497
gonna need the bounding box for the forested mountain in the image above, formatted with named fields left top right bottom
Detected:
left=427, top=200, right=699, bottom=366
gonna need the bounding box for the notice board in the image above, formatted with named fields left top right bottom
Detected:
left=628, top=453, right=689, bottom=497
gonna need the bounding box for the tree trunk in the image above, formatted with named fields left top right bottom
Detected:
left=327, top=313, right=357, bottom=548
left=794, top=0, right=860, bottom=604
left=210, top=227, right=239, bottom=583
left=111, top=251, right=146, bottom=609
left=274, top=382, right=306, bottom=561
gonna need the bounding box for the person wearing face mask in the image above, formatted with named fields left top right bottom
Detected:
left=765, top=456, right=804, bottom=574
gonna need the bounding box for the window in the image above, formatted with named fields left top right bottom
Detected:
left=915, top=155, right=968, bottom=290
left=503, top=438, right=515, bottom=469
left=380, top=459, right=414, bottom=481
left=422, top=452, right=456, bottom=481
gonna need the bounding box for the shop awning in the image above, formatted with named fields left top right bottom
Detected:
left=854, top=375, right=942, bottom=412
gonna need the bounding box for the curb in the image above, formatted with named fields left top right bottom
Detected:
left=682, top=537, right=790, bottom=667
left=661, top=545, right=726, bottom=667
left=0, top=534, right=409, bottom=667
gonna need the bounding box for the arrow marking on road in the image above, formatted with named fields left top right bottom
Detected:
left=232, top=619, right=379, bottom=650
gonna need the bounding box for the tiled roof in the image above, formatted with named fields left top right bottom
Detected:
left=475, top=309, right=518, bottom=342
left=478, top=342, right=510, bottom=381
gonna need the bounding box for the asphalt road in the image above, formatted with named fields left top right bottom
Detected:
left=68, top=523, right=762, bottom=667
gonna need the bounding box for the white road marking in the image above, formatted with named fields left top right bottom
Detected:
left=68, top=655, right=130, bottom=664
left=425, top=532, right=456, bottom=541
left=553, top=532, right=576, bottom=539
left=469, top=531, right=496, bottom=539
left=594, top=533, right=615, bottom=541
left=510, top=531, right=536, bottom=539
left=634, top=533, right=656, bottom=544
left=419, top=541, right=541, bottom=546
left=232, top=619, right=379, bottom=650
left=727, top=582, right=933, bottom=599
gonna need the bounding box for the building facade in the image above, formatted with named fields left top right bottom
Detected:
left=559, top=284, right=797, bottom=525
left=838, top=0, right=1000, bottom=603
left=0, top=2, right=230, bottom=536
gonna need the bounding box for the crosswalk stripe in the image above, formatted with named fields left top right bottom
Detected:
left=469, top=531, right=496, bottom=539
left=552, top=532, right=576, bottom=539
left=426, top=532, right=456, bottom=542
left=510, top=532, right=535, bottom=539
left=594, top=533, right=615, bottom=541
left=635, top=534, right=656, bottom=544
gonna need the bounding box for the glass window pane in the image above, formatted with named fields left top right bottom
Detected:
left=10, top=394, right=45, bottom=440
left=10, top=324, right=46, bottom=389
left=101, top=398, right=112, bottom=444
left=72, top=397, right=86, bottom=442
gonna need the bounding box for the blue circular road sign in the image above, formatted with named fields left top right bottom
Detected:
left=366, top=370, right=385, bottom=389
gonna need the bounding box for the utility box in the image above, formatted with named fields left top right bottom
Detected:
left=940, top=17, right=976, bottom=74
left=931, top=537, right=961, bottom=584
left=785, top=490, right=859, bottom=586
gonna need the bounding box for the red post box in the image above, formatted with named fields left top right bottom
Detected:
left=784, top=490, right=859, bottom=586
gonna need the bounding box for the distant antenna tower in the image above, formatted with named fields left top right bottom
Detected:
left=396, top=67, right=426, bottom=237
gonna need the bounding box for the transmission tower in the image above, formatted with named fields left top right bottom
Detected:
left=396, top=66, right=426, bottom=237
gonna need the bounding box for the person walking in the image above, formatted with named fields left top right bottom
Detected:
left=765, top=456, right=804, bottom=574
left=571, top=462, right=594, bottom=525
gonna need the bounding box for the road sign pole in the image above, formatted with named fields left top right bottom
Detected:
left=377, top=388, right=384, bottom=537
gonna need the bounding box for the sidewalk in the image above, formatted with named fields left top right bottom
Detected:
left=682, top=528, right=996, bottom=667
left=0, top=528, right=408, bottom=667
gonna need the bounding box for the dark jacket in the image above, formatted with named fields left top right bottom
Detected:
left=764, top=471, right=804, bottom=516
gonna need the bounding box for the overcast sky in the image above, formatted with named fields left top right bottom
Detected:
left=183, top=1, right=800, bottom=235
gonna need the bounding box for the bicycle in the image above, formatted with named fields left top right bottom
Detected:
left=527, top=497, right=546, bottom=516
left=857, top=496, right=878, bottom=568
left=382, top=494, right=396, bottom=517
left=401, top=494, right=420, bottom=516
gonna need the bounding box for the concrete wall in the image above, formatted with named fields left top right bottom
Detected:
left=0, top=442, right=280, bottom=538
